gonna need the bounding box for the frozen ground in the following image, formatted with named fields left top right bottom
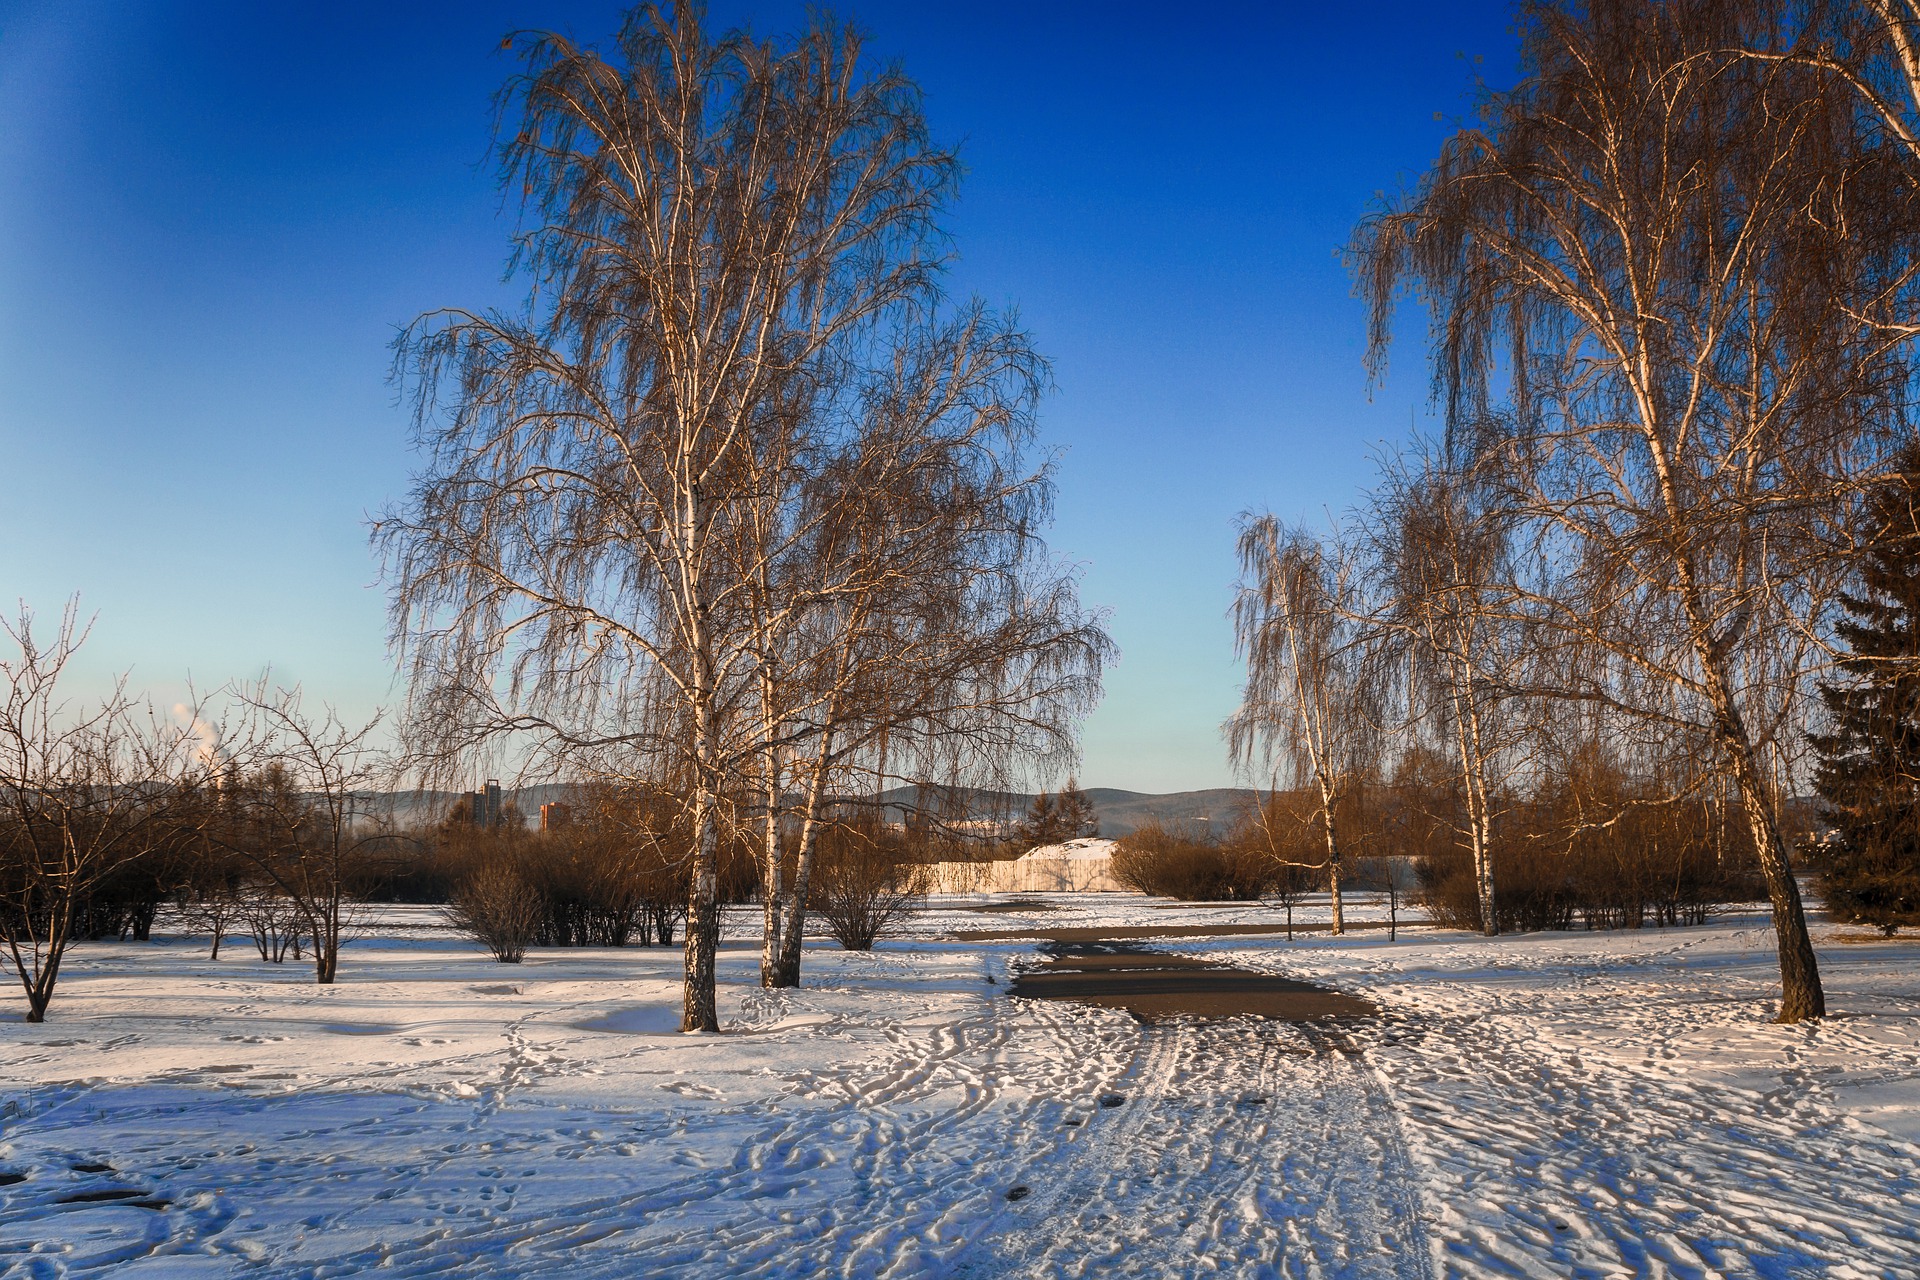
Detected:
left=1, top=895, right=1917, bottom=1278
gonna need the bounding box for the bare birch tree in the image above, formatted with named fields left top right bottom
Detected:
left=1230, top=519, right=1380, bottom=934
left=378, top=6, right=1037, bottom=1030
left=1365, top=443, right=1531, bottom=934
left=1352, top=0, right=1907, bottom=1020
left=756, top=306, right=1109, bottom=987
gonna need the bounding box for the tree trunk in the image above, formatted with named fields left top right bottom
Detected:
left=1723, top=731, right=1825, bottom=1021
left=1320, top=781, right=1345, bottom=935
left=1441, top=650, right=1499, bottom=937
left=771, top=814, right=819, bottom=988
left=683, top=757, right=722, bottom=1031
left=313, top=910, right=339, bottom=985
left=25, top=948, right=62, bottom=1023
left=771, top=741, right=834, bottom=989
left=759, top=747, right=785, bottom=987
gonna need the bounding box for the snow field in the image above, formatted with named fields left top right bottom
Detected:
left=0, top=897, right=1915, bottom=1277
left=1168, top=917, right=1920, bottom=1277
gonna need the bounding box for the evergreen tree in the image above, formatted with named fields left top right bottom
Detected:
left=1809, top=445, right=1920, bottom=935
left=1057, top=777, right=1099, bottom=839
left=1016, top=778, right=1098, bottom=848
left=1017, top=790, right=1059, bottom=849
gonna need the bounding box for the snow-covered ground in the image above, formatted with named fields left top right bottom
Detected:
left=2, top=896, right=1917, bottom=1277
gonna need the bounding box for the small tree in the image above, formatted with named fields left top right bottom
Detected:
left=1230, top=520, right=1381, bottom=934
left=811, top=816, right=926, bottom=950
left=1017, top=790, right=1062, bottom=848
left=1056, top=778, right=1098, bottom=839
left=0, top=602, right=199, bottom=1021
left=216, top=683, right=396, bottom=984
left=1809, top=444, right=1920, bottom=934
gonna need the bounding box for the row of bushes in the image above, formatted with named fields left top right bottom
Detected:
left=438, top=801, right=929, bottom=963
left=1108, top=821, right=1286, bottom=901
left=1110, top=771, right=1770, bottom=936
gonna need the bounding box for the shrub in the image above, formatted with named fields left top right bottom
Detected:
left=446, top=860, right=544, bottom=963
left=812, top=818, right=927, bottom=950
left=1413, top=796, right=1764, bottom=934
left=1111, top=820, right=1274, bottom=901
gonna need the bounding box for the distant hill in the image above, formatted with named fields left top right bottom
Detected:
left=358, top=782, right=1259, bottom=838
left=1080, top=788, right=1260, bottom=837
left=870, top=784, right=1259, bottom=838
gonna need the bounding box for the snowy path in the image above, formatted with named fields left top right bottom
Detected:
left=958, top=1017, right=1430, bottom=1279
left=1200, top=923, right=1920, bottom=1277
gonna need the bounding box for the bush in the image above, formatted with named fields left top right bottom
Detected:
left=812, top=818, right=926, bottom=950
left=1414, top=796, right=1764, bottom=933
left=445, top=860, right=544, bottom=963
left=1111, top=821, right=1274, bottom=901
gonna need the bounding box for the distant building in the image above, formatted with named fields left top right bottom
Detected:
left=540, top=802, right=572, bottom=831
left=463, top=780, right=505, bottom=829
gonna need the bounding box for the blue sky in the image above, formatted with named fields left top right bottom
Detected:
left=0, top=1, right=1515, bottom=791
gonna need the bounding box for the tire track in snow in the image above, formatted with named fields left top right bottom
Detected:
left=953, top=1015, right=1432, bottom=1280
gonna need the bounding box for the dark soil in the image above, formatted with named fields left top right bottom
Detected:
left=1007, top=937, right=1375, bottom=1023
left=966, top=899, right=1061, bottom=915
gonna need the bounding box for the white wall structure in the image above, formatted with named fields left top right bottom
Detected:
left=929, top=837, right=1126, bottom=894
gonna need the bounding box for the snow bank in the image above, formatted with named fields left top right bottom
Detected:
left=928, top=837, right=1125, bottom=893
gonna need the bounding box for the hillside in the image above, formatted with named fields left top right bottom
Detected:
left=354, top=784, right=1259, bottom=838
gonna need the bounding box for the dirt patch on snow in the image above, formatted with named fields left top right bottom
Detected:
left=1007, top=938, right=1374, bottom=1022
left=955, top=922, right=1385, bottom=942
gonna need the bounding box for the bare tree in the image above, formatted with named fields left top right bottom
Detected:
left=1365, top=443, right=1532, bottom=935
left=1230, top=519, right=1381, bottom=934
left=755, top=306, right=1109, bottom=988
left=0, top=602, right=199, bottom=1021
left=214, top=683, right=394, bottom=985
left=1352, top=0, right=1906, bottom=1019
left=379, top=6, right=959, bottom=1031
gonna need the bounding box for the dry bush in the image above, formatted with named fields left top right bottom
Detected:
left=446, top=859, right=543, bottom=963
left=1111, top=820, right=1274, bottom=901
left=424, top=783, right=740, bottom=950
left=1414, top=792, right=1763, bottom=934
left=812, top=817, right=927, bottom=950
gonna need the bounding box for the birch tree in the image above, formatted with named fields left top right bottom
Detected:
left=1366, top=444, right=1529, bottom=935
left=379, top=6, right=955, bottom=1031
left=1352, top=0, right=1905, bottom=1020
left=1230, top=519, right=1380, bottom=934
left=758, top=306, right=1109, bottom=987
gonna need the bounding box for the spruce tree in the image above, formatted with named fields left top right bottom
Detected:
left=1017, top=790, right=1059, bottom=849
left=1057, top=777, right=1099, bottom=839
left=1809, top=444, right=1920, bottom=935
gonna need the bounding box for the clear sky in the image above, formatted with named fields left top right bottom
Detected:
left=0, top=1, right=1516, bottom=792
